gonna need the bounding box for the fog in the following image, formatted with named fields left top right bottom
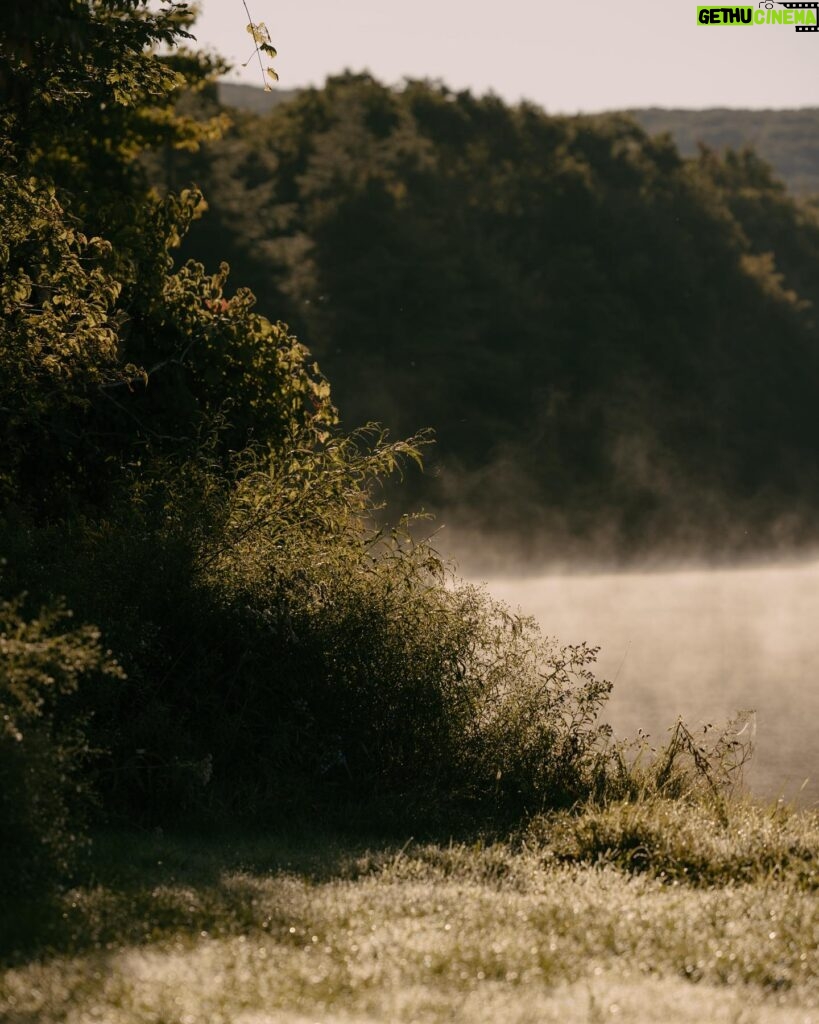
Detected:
left=476, top=557, right=819, bottom=807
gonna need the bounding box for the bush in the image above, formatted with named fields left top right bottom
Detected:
left=0, top=593, right=123, bottom=893
left=150, top=426, right=617, bottom=825
left=0, top=425, right=617, bottom=829
left=0, top=2, right=621, bottom=838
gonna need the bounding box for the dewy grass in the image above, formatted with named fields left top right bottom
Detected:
left=524, top=797, right=819, bottom=887
left=2, top=816, right=817, bottom=1024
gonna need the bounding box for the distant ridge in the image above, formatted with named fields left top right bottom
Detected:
left=217, top=80, right=299, bottom=114
left=628, top=107, right=819, bottom=196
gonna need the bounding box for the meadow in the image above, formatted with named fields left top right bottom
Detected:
left=3, top=800, right=818, bottom=1024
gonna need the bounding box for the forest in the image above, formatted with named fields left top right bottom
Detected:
left=170, top=77, right=819, bottom=561
left=1, top=5, right=817, bottom=1022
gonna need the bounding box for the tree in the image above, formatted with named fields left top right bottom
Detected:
left=0, top=1, right=335, bottom=514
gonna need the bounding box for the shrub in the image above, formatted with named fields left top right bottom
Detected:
left=0, top=1, right=619, bottom=836
left=158, top=426, right=617, bottom=824
left=0, top=593, right=123, bottom=893
left=1, top=424, right=618, bottom=829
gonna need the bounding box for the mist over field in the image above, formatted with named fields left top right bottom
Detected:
left=437, top=509, right=819, bottom=805
left=469, top=555, right=819, bottom=806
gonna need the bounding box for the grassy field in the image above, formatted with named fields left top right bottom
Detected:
left=2, top=801, right=817, bottom=1024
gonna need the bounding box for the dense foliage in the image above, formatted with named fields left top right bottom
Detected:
left=166, top=77, right=819, bottom=559
left=0, top=3, right=631, bottom=896
left=0, top=595, right=122, bottom=893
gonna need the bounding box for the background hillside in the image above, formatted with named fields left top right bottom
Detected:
left=193, top=80, right=819, bottom=559
left=629, top=108, right=819, bottom=198
left=218, top=81, right=299, bottom=114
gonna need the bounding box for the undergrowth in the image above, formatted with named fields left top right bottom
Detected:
left=0, top=595, right=123, bottom=896
left=2, top=424, right=621, bottom=841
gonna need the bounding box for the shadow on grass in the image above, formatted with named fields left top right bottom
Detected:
left=0, top=826, right=411, bottom=968
left=7, top=799, right=818, bottom=973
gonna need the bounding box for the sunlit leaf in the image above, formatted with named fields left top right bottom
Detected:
left=246, top=21, right=271, bottom=45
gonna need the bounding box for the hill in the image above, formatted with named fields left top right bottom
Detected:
left=217, top=80, right=299, bottom=114
left=184, top=77, right=819, bottom=559
left=629, top=107, right=819, bottom=196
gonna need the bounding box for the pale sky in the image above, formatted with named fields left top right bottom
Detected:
left=183, top=0, right=819, bottom=112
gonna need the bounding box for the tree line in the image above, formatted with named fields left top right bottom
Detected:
left=161, top=75, right=819, bottom=560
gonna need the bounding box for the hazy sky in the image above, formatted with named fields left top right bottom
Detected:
left=185, top=0, right=819, bottom=111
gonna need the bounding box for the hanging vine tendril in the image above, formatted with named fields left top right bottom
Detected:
left=241, top=0, right=279, bottom=90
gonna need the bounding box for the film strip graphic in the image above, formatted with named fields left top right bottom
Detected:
left=776, top=1, right=819, bottom=31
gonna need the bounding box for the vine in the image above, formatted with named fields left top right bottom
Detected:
left=241, top=0, right=279, bottom=90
